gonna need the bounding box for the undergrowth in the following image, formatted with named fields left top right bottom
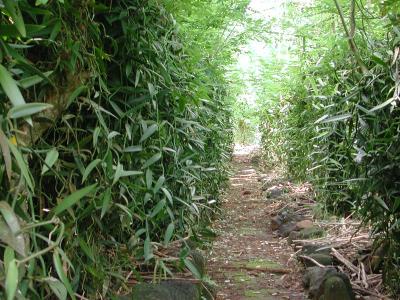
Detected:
left=259, top=0, right=400, bottom=294
left=0, top=0, right=250, bottom=298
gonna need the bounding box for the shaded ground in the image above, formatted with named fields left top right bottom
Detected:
left=208, top=146, right=307, bottom=299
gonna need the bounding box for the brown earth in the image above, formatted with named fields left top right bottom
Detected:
left=207, top=147, right=309, bottom=300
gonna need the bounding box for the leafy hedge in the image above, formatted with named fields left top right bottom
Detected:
left=260, top=0, right=400, bottom=294
left=0, top=0, right=247, bottom=298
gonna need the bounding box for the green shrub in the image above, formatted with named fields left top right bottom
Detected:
left=259, top=0, right=400, bottom=294
left=0, top=0, right=249, bottom=298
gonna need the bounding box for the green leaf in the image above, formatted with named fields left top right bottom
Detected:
left=78, top=238, right=95, bottom=262
left=161, top=188, right=173, bottom=205
left=145, top=169, right=153, bottom=190
left=52, top=184, right=97, bottom=216
left=0, top=64, right=25, bottom=106
left=112, top=163, right=142, bottom=185
left=184, top=258, right=201, bottom=279
left=0, top=24, right=45, bottom=37
left=8, top=102, right=53, bottom=119
left=49, top=20, right=62, bottom=41
left=112, top=163, right=123, bottom=185
left=82, top=159, right=102, bottom=183
left=148, top=83, right=157, bottom=97
left=107, top=131, right=120, bottom=139
left=4, top=0, right=26, bottom=37
left=7, top=141, right=34, bottom=192
left=144, top=237, right=153, bottom=261
left=149, top=199, right=165, bottom=218
left=19, top=71, right=53, bottom=89
left=93, top=127, right=101, bottom=147
left=53, top=250, right=76, bottom=300
left=0, top=129, right=12, bottom=182
left=142, top=153, right=162, bottom=169
left=4, top=247, right=15, bottom=274
left=44, top=277, right=67, bottom=300
left=164, top=223, right=174, bottom=245
left=0, top=202, right=26, bottom=256
left=139, top=124, right=158, bottom=143
left=0, top=64, right=33, bottom=126
left=123, top=145, right=142, bottom=153
left=371, top=52, right=386, bottom=66
left=153, top=176, right=165, bottom=194
left=100, top=188, right=112, bottom=219
left=41, top=148, right=59, bottom=175
left=135, top=69, right=140, bottom=87
left=120, top=170, right=143, bottom=177
left=317, top=114, right=352, bottom=124
left=66, top=86, right=87, bottom=109
left=369, top=97, right=395, bottom=113
left=36, top=0, right=50, bottom=5
left=5, top=258, right=18, bottom=300
left=374, top=195, right=389, bottom=211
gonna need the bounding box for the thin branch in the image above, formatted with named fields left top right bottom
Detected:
left=333, top=0, right=368, bottom=74
left=350, top=0, right=356, bottom=38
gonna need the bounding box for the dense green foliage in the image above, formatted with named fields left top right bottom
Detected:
left=0, top=0, right=250, bottom=298
left=259, top=0, right=400, bottom=294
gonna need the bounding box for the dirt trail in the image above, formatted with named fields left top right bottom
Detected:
left=208, top=147, right=306, bottom=300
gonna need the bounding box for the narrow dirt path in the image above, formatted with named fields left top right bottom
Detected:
left=208, top=147, right=305, bottom=300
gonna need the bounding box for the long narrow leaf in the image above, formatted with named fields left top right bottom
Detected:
left=41, top=148, right=59, bottom=175
left=52, top=184, right=97, bottom=216
left=53, top=250, right=76, bottom=300
left=3, top=0, right=26, bottom=37
left=0, top=64, right=32, bottom=126
left=7, top=140, right=34, bottom=192
left=5, top=259, right=18, bottom=300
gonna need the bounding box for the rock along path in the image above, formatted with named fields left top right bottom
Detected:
left=208, top=146, right=305, bottom=300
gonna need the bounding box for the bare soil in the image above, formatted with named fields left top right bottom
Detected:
left=208, top=147, right=308, bottom=300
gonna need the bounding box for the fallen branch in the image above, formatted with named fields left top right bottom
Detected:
left=352, top=283, right=385, bottom=298
left=298, top=255, right=327, bottom=268
left=331, top=248, right=358, bottom=273
left=360, top=262, right=368, bottom=288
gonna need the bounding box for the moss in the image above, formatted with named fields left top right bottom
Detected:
left=245, top=259, right=282, bottom=270
left=232, top=271, right=253, bottom=283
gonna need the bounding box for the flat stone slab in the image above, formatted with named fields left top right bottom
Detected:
left=130, top=280, right=200, bottom=300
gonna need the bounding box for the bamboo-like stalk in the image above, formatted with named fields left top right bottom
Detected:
left=333, top=0, right=368, bottom=74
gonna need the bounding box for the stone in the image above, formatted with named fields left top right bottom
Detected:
left=296, top=219, right=314, bottom=230
left=294, top=227, right=325, bottom=241
left=130, top=281, right=201, bottom=300
left=287, top=231, right=301, bottom=244
left=270, top=215, right=284, bottom=231
left=323, top=275, right=354, bottom=300
left=303, top=267, right=354, bottom=300
left=266, top=187, right=284, bottom=198
left=271, top=210, right=302, bottom=232
left=289, top=227, right=325, bottom=244
left=303, top=267, right=336, bottom=297
left=278, top=222, right=297, bottom=237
